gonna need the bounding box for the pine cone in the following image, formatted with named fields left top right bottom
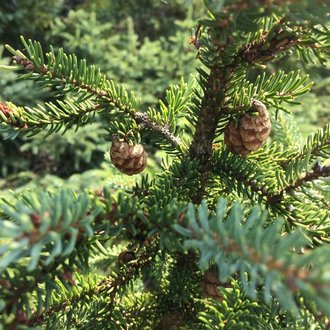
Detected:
left=110, top=136, right=148, bottom=175
left=224, top=100, right=271, bottom=156
left=201, top=270, right=222, bottom=301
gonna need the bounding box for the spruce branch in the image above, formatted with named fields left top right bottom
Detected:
left=280, top=123, right=330, bottom=168
left=235, top=6, right=328, bottom=66
left=0, top=189, right=101, bottom=272
left=0, top=190, right=105, bottom=325
left=276, top=163, right=330, bottom=198
left=188, top=3, right=316, bottom=202
left=2, top=259, right=63, bottom=328
left=27, top=248, right=151, bottom=327
left=188, top=1, right=327, bottom=201
left=212, top=148, right=280, bottom=204
left=4, top=39, right=181, bottom=148
left=211, top=148, right=330, bottom=240
left=198, top=277, right=291, bottom=329
left=0, top=188, right=159, bottom=327
left=241, top=27, right=297, bottom=65
left=0, top=2, right=329, bottom=328
left=176, top=199, right=330, bottom=318
left=224, top=70, right=313, bottom=115
left=0, top=99, right=100, bottom=138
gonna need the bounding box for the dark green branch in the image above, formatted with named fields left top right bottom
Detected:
left=241, top=21, right=297, bottom=65
left=4, top=260, right=62, bottom=328
left=27, top=248, right=151, bottom=327
left=279, top=164, right=330, bottom=196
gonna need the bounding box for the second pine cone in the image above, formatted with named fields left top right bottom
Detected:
left=224, top=100, right=271, bottom=156
left=110, top=136, right=148, bottom=175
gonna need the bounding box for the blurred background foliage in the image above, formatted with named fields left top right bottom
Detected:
left=0, top=0, right=329, bottom=195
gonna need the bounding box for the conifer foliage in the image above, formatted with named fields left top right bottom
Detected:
left=0, top=0, right=330, bottom=328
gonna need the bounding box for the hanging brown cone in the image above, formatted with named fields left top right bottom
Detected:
left=110, top=135, right=148, bottom=175
left=201, top=269, right=223, bottom=301
left=224, top=100, right=271, bottom=156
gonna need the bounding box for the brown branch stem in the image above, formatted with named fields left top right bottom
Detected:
left=189, top=68, right=233, bottom=203
left=281, top=164, right=330, bottom=195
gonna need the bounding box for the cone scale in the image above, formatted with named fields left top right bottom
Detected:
left=110, top=136, right=148, bottom=175
left=224, top=100, right=271, bottom=156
